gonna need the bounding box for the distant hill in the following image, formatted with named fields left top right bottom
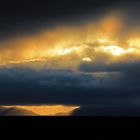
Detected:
left=0, top=107, right=39, bottom=116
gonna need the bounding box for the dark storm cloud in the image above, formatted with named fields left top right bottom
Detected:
left=73, top=59, right=140, bottom=115
left=0, top=67, right=140, bottom=109
left=79, top=61, right=140, bottom=88
left=0, top=0, right=122, bottom=20
left=0, top=68, right=100, bottom=88
left=0, top=67, right=103, bottom=105
left=79, top=61, right=140, bottom=73
left=120, top=0, right=140, bottom=27
left=0, top=0, right=135, bottom=39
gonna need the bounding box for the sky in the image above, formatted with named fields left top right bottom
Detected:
left=0, top=0, right=140, bottom=115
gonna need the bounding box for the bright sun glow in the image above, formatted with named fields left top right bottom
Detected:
left=48, top=46, right=83, bottom=56
left=97, top=38, right=109, bottom=44
left=82, top=57, right=92, bottom=62
left=103, top=45, right=125, bottom=55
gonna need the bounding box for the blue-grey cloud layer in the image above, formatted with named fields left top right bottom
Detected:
left=0, top=65, right=140, bottom=109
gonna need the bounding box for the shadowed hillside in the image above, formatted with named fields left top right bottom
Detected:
left=0, top=107, right=39, bottom=116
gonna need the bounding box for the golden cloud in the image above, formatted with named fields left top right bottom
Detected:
left=0, top=12, right=140, bottom=70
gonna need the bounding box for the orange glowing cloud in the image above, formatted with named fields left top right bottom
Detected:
left=0, top=12, right=140, bottom=70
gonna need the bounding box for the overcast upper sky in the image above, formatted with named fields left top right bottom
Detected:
left=0, top=0, right=139, bottom=38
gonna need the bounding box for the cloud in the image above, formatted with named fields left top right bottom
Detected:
left=0, top=67, right=106, bottom=105
left=79, top=61, right=140, bottom=89
left=1, top=10, right=140, bottom=71
left=0, top=67, right=140, bottom=108
left=0, top=68, right=100, bottom=88
left=0, top=0, right=125, bottom=39
left=79, top=61, right=140, bottom=72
